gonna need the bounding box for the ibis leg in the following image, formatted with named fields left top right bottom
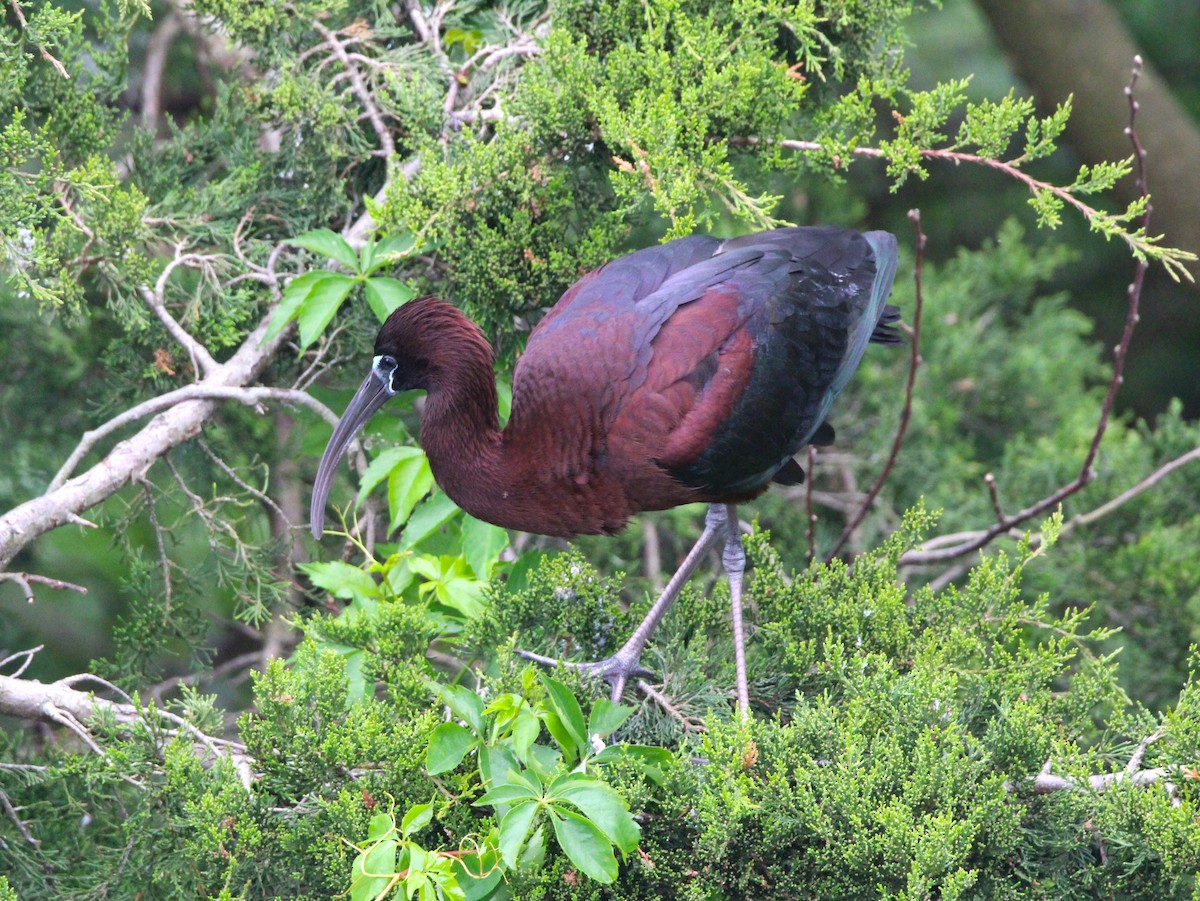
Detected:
left=517, top=503, right=727, bottom=703
left=722, top=504, right=751, bottom=720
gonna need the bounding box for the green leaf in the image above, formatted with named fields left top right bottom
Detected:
left=399, top=491, right=463, bottom=550
left=287, top=227, right=360, bottom=271
left=550, top=808, right=618, bottom=883
left=497, top=801, right=538, bottom=869
left=505, top=765, right=544, bottom=796
left=587, top=699, right=634, bottom=740
left=520, top=822, right=546, bottom=870
left=357, top=446, right=425, bottom=505
left=512, top=710, right=541, bottom=763
left=359, top=236, right=376, bottom=275
left=400, top=801, right=434, bottom=838
left=479, top=744, right=518, bottom=792
left=367, top=811, right=396, bottom=842
left=297, top=561, right=379, bottom=600
left=263, top=270, right=326, bottom=343
left=429, top=682, right=485, bottom=735
left=364, top=277, right=416, bottom=323
left=475, top=782, right=538, bottom=807
left=461, top=515, right=510, bottom=580
left=373, top=231, right=417, bottom=268
left=540, top=676, right=587, bottom=759
left=434, top=571, right=487, bottom=620
left=454, top=847, right=503, bottom=901
left=388, top=453, right=435, bottom=533
left=351, top=838, right=397, bottom=901
left=554, top=775, right=640, bottom=853
left=297, top=273, right=356, bottom=348
left=427, top=722, right=477, bottom=775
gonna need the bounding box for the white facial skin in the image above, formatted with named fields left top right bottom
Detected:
left=372, top=354, right=399, bottom=394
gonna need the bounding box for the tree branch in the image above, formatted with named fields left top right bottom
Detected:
left=139, top=246, right=222, bottom=377
left=825, top=208, right=927, bottom=562
left=8, top=0, right=70, bottom=79
left=310, top=21, right=395, bottom=161
left=0, top=315, right=289, bottom=571
left=0, top=672, right=255, bottom=789
left=46, top=385, right=340, bottom=493
left=900, top=57, right=1162, bottom=569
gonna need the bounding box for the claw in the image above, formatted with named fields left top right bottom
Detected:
left=515, top=648, right=655, bottom=702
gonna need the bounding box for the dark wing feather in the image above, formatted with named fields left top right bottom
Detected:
left=506, top=226, right=898, bottom=504
left=667, top=227, right=898, bottom=494
left=506, top=235, right=725, bottom=482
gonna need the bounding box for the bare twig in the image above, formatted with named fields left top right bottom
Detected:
left=8, top=0, right=70, bottom=79
left=139, top=246, right=222, bottom=377
left=636, top=678, right=707, bottom=733
left=0, top=573, right=87, bottom=603
left=1126, top=727, right=1167, bottom=775
left=0, top=312, right=292, bottom=570
left=1026, top=766, right=1179, bottom=806
left=901, top=58, right=1157, bottom=569
left=138, top=476, right=175, bottom=605
left=0, top=645, right=44, bottom=678
left=1061, top=447, right=1200, bottom=536
left=47, top=385, right=340, bottom=492
left=0, top=672, right=256, bottom=789
left=198, top=439, right=291, bottom=528
left=0, top=789, right=41, bottom=851
left=405, top=0, right=436, bottom=45
left=984, top=472, right=1005, bottom=525
left=825, top=209, right=926, bottom=562
left=310, top=21, right=395, bottom=161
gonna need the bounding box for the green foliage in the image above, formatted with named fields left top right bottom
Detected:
left=266, top=229, right=421, bottom=348
left=8, top=507, right=1200, bottom=897
left=823, top=221, right=1200, bottom=707
left=346, top=802, right=481, bottom=901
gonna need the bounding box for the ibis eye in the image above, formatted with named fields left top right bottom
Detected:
left=372, top=354, right=399, bottom=393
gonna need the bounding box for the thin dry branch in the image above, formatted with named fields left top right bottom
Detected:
left=0, top=789, right=41, bottom=852
left=1061, top=446, right=1200, bottom=537
left=8, top=0, right=70, bottom=79
left=0, top=572, right=87, bottom=603
left=0, top=314, right=290, bottom=570
left=310, top=21, right=396, bottom=161
left=636, top=678, right=707, bottom=733
left=0, top=645, right=44, bottom=678
left=1009, top=727, right=1180, bottom=805
left=139, top=246, right=222, bottom=377
left=900, top=57, right=1159, bottom=569
left=47, top=385, right=341, bottom=493
left=0, top=672, right=255, bottom=789
left=825, top=209, right=927, bottom=562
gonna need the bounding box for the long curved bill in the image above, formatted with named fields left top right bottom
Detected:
left=310, top=370, right=393, bottom=538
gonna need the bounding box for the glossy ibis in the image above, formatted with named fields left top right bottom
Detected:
left=311, top=226, right=900, bottom=717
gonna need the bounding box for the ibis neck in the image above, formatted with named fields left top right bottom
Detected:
left=418, top=335, right=510, bottom=520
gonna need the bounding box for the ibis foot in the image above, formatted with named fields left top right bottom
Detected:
left=515, top=647, right=656, bottom=703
